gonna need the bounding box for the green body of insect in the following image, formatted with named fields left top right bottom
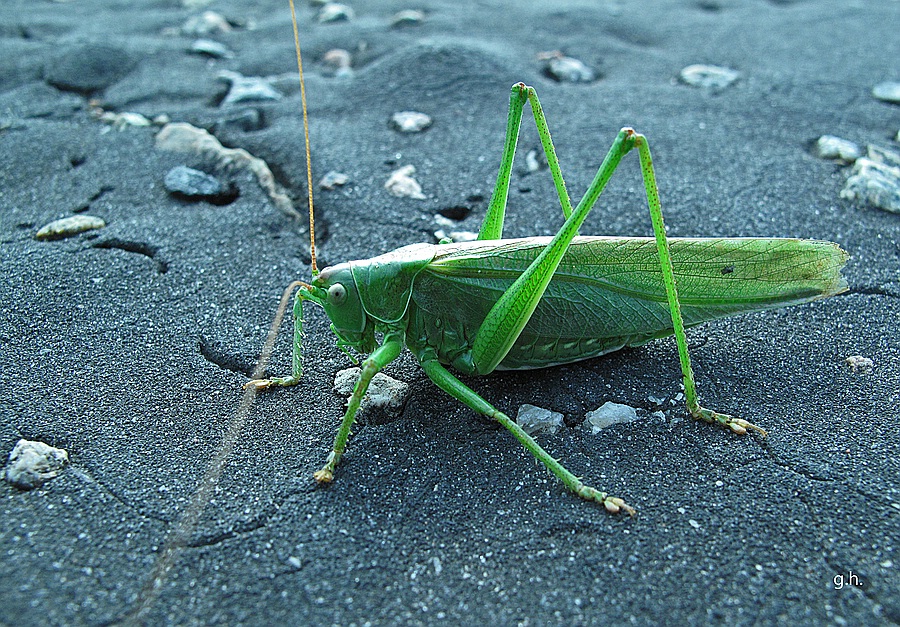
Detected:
left=248, top=83, right=848, bottom=515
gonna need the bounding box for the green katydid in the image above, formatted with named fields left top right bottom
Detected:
left=246, top=8, right=848, bottom=516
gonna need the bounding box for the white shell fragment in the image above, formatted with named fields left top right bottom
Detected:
left=840, top=145, right=900, bottom=213
left=845, top=355, right=874, bottom=373
left=36, top=215, right=106, bottom=240
left=679, top=64, right=740, bottom=90
left=391, top=111, right=432, bottom=133
left=5, top=439, right=69, bottom=490
left=318, top=3, right=354, bottom=23
left=813, top=135, right=861, bottom=163
left=333, top=367, right=409, bottom=419
left=218, top=70, right=282, bottom=106
left=584, top=402, right=639, bottom=434
left=516, top=404, right=564, bottom=435
left=872, top=81, right=900, bottom=104
left=319, top=171, right=349, bottom=190
left=322, top=49, right=353, bottom=78
left=385, top=165, right=426, bottom=199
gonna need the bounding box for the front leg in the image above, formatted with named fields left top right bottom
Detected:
left=314, top=334, right=403, bottom=483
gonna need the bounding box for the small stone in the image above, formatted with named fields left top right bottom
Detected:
left=165, top=165, right=222, bottom=195
left=318, top=3, right=354, bottom=23
left=333, top=367, right=409, bottom=423
left=164, top=165, right=233, bottom=202
left=539, top=51, right=595, bottom=83
left=391, top=9, right=426, bottom=27
left=872, top=82, right=900, bottom=104
left=98, top=110, right=153, bottom=130
left=813, top=135, right=861, bottom=163
left=36, top=215, right=106, bottom=240
left=385, top=165, right=426, bottom=199
left=218, top=70, right=282, bottom=106
left=840, top=148, right=900, bottom=213
left=181, top=11, right=232, bottom=36
left=189, top=38, right=234, bottom=59
left=584, top=402, right=639, bottom=434
left=155, top=122, right=298, bottom=218
left=650, top=410, right=667, bottom=423
left=433, top=230, right=478, bottom=243
left=391, top=111, right=432, bottom=133
left=516, top=404, right=564, bottom=435
left=287, top=556, right=302, bottom=569
left=688, top=519, right=701, bottom=530
left=845, top=355, right=874, bottom=373
left=212, top=108, right=264, bottom=134
left=679, top=64, right=740, bottom=90
left=319, top=171, right=349, bottom=190
left=44, top=43, right=136, bottom=95
left=5, top=440, right=68, bottom=490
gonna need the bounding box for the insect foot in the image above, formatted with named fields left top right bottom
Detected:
left=243, top=378, right=273, bottom=391
left=313, top=468, right=334, bottom=483
left=603, top=497, right=636, bottom=516
left=575, top=483, right=636, bottom=516
left=242, top=375, right=302, bottom=391
left=693, top=407, right=768, bottom=438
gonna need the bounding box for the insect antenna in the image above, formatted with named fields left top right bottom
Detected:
left=289, top=0, right=317, bottom=276
left=123, top=280, right=308, bottom=624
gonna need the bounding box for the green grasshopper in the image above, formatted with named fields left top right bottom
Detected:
left=246, top=10, right=848, bottom=515
left=247, top=100, right=848, bottom=516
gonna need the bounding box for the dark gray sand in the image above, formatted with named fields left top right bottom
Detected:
left=2, top=1, right=899, bottom=625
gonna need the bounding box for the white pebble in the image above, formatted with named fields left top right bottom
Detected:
left=5, top=440, right=68, bottom=490
left=583, top=402, right=638, bottom=434
left=872, top=81, right=900, bottom=104
left=190, top=38, right=234, bottom=59
left=679, top=64, right=740, bottom=90
left=434, top=230, right=478, bottom=243
left=840, top=147, right=900, bottom=214
left=36, top=215, right=106, bottom=240
left=181, top=11, right=232, bottom=36
left=516, top=404, right=564, bottom=435
left=540, top=52, right=595, bottom=83
left=318, top=3, right=354, bottom=23
left=319, top=171, right=349, bottom=190
left=333, top=368, right=409, bottom=419
left=844, top=355, right=874, bottom=373
left=385, top=165, right=426, bottom=199
left=813, top=135, right=861, bottom=163
left=391, top=10, right=426, bottom=27
left=391, top=111, right=432, bottom=133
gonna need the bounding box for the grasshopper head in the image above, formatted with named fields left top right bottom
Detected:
left=310, top=263, right=374, bottom=353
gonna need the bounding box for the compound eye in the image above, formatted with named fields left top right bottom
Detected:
left=327, top=283, right=347, bottom=305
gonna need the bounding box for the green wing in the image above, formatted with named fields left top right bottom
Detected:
left=412, top=237, right=848, bottom=370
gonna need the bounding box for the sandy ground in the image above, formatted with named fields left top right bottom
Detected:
left=1, top=0, right=898, bottom=624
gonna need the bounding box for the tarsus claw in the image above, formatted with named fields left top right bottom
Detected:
left=604, top=496, right=636, bottom=516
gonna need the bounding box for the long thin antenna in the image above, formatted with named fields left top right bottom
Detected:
left=289, top=0, right=318, bottom=275
left=122, top=280, right=308, bottom=625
